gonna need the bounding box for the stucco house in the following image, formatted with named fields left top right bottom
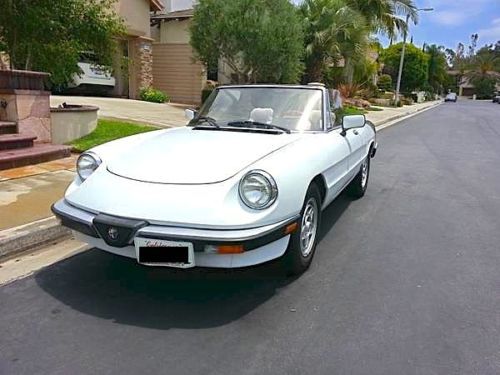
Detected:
left=151, top=0, right=206, bottom=104
left=112, top=0, right=164, bottom=99
left=447, top=70, right=500, bottom=97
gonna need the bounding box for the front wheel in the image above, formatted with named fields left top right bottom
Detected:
left=282, top=183, right=322, bottom=276
left=347, top=154, right=370, bottom=199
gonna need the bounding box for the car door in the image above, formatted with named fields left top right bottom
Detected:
left=320, top=105, right=351, bottom=206
left=344, top=124, right=367, bottom=179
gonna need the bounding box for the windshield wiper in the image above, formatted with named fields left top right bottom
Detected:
left=226, top=120, right=291, bottom=134
left=192, top=116, right=220, bottom=129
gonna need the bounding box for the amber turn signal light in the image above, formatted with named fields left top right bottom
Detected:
left=217, top=245, right=244, bottom=254
left=284, top=222, right=298, bottom=234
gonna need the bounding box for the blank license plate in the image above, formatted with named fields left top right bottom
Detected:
left=134, top=238, right=195, bottom=268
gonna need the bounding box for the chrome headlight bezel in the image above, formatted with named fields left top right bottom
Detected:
left=239, top=170, right=278, bottom=210
left=77, top=151, right=102, bottom=181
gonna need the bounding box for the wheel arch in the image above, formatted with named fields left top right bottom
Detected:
left=310, top=174, right=327, bottom=205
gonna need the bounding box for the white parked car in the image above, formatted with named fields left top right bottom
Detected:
left=53, top=84, right=377, bottom=275
left=445, top=92, right=458, bottom=102
left=67, top=52, right=115, bottom=91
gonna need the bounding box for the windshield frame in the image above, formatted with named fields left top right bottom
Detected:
left=193, top=85, right=327, bottom=133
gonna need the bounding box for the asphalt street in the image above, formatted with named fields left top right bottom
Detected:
left=1, top=100, right=499, bottom=375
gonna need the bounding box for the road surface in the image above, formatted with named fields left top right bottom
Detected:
left=1, top=100, right=499, bottom=375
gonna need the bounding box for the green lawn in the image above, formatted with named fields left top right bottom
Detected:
left=70, top=119, right=158, bottom=152
left=334, top=105, right=367, bottom=125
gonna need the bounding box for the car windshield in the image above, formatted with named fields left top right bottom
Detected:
left=195, top=87, right=324, bottom=132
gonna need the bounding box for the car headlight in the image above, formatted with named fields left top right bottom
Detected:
left=77, top=151, right=102, bottom=181
left=239, top=170, right=278, bottom=210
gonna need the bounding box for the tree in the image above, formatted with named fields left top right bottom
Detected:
left=190, top=0, right=304, bottom=84
left=471, top=76, right=496, bottom=99
left=299, top=0, right=368, bottom=83
left=466, top=51, right=499, bottom=99
left=346, top=0, right=417, bottom=39
left=381, top=43, right=429, bottom=93
left=377, top=74, right=392, bottom=91
left=0, top=0, right=124, bottom=87
left=425, top=44, right=448, bottom=94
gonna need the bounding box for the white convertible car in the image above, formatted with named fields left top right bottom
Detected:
left=53, top=84, right=377, bottom=275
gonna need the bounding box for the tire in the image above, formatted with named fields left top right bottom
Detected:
left=347, top=154, right=370, bottom=199
left=282, top=183, right=322, bottom=276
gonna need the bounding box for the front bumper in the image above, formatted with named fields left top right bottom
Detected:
left=52, top=199, right=297, bottom=268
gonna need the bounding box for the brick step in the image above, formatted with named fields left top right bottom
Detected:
left=0, top=121, right=17, bottom=135
left=0, top=144, right=72, bottom=170
left=0, top=134, right=37, bottom=150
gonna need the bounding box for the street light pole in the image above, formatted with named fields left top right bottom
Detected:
left=395, top=14, right=410, bottom=105
left=394, top=8, right=433, bottom=105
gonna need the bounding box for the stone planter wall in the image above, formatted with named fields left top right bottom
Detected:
left=0, top=70, right=52, bottom=143
left=0, top=89, right=52, bottom=142
left=50, top=105, right=99, bottom=144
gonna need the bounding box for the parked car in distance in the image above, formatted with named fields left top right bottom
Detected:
left=66, top=52, right=115, bottom=94
left=445, top=92, right=458, bottom=102
left=492, top=92, right=500, bottom=103
left=52, top=84, right=377, bottom=276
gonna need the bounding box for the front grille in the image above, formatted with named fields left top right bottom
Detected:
left=93, top=214, right=147, bottom=248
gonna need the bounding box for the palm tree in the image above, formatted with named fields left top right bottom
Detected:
left=346, top=0, right=417, bottom=39
left=465, top=52, right=499, bottom=98
left=300, top=0, right=368, bottom=82
left=425, top=44, right=448, bottom=94
left=467, top=53, right=499, bottom=79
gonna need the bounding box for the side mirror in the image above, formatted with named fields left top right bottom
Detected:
left=185, top=108, right=197, bottom=121
left=342, top=114, right=365, bottom=134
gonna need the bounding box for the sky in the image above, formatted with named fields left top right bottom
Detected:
left=397, top=0, right=500, bottom=51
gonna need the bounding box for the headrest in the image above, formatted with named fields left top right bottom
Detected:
left=250, top=108, right=274, bottom=124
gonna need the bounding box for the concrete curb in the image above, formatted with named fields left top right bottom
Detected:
left=0, top=217, right=71, bottom=260
left=372, top=101, right=442, bottom=128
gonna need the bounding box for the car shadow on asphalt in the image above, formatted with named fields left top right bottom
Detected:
left=34, top=193, right=352, bottom=331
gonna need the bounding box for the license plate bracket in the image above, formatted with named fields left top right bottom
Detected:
left=134, top=238, right=195, bottom=268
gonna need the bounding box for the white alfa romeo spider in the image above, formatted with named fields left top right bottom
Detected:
left=53, top=84, right=377, bottom=275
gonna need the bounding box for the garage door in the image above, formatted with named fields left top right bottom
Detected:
left=153, top=43, right=204, bottom=105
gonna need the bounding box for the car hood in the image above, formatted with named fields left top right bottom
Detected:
left=106, top=127, right=300, bottom=184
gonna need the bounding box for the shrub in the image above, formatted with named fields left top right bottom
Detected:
left=337, top=83, right=362, bottom=99
left=377, top=74, right=393, bottom=91
left=359, top=83, right=379, bottom=100
left=139, top=87, right=169, bottom=103
left=471, top=76, right=497, bottom=99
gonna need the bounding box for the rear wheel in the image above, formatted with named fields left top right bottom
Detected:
left=282, top=183, right=322, bottom=276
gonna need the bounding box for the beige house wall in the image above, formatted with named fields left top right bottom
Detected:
left=158, top=20, right=191, bottom=44
left=153, top=43, right=205, bottom=104
left=115, top=0, right=151, bottom=37
left=112, top=0, right=158, bottom=98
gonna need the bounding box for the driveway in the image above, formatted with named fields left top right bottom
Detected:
left=1, top=100, right=499, bottom=374
left=50, top=96, right=187, bottom=128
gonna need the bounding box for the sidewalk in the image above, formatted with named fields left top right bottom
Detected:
left=50, top=96, right=187, bottom=128
left=0, top=100, right=441, bottom=258
left=0, top=156, right=77, bottom=231
left=365, top=100, right=441, bottom=126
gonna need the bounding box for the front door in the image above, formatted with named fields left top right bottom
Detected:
left=344, top=126, right=366, bottom=178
